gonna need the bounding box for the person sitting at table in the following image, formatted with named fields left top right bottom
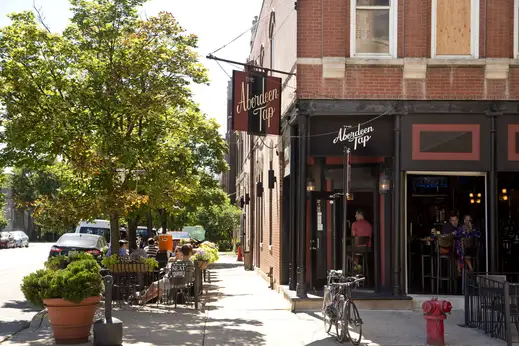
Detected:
left=351, top=209, right=372, bottom=273
left=106, top=239, right=129, bottom=257
left=132, top=244, right=194, bottom=304
left=168, top=246, right=183, bottom=263
left=455, top=214, right=481, bottom=275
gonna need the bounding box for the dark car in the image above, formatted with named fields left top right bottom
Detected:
left=49, top=233, right=108, bottom=259
left=0, top=232, right=16, bottom=249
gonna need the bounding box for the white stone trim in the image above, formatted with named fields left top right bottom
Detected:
left=431, top=0, right=480, bottom=59
left=345, top=58, right=404, bottom=65
left=485, top=59, right=510, bottom=80
left=297, top=58, right=322, bottom=65
left=403, top=59, right=427, bottom=79
left=322, top=57, right=346, bottom=79
left=350, top=0, right=398, bottom=59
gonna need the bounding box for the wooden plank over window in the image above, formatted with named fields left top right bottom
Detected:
left=436, top=0, right=471, bottom=56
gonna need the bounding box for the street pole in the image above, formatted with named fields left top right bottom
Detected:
left=342, top=147, right=350, bottom=273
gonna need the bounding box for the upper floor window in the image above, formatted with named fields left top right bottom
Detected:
left=515, top=0, right=519, bottom=58
left=350, top=0, right=397, bottom=58
left=431, top=0, right=479, bottom=58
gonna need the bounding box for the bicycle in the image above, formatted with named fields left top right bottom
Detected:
left=322, top=270, right=364, bottom=345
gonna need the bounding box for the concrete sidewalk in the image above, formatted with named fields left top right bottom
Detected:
left=0, top=254, right=506, bottom=345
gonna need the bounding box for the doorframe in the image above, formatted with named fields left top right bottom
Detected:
left=403, top=171, right=488, bottom=295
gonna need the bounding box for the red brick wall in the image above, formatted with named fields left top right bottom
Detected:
left=297, top=0, right=518, bottom=100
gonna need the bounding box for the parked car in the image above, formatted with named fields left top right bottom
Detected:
left=11, top=230, right=29, bottom=248
left=75, top=219, right=111, bottom=242
left=0, top=232, right=16, bottom=249
left=49, top=233, right=108, bottom=259
left=136, top=226, right=157, bottom=241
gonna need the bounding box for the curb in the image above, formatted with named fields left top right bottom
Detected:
left=29, top=309, right=48, bottom=330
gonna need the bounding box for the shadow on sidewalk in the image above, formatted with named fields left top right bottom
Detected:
left=1, top=300, right=40, bottom=313
left=209, top=262, right=243, bottom=270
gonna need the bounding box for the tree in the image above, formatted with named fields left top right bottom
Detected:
left=0, top=0, right=226, bottom=253
left=194, top=201, right=241, bottom=246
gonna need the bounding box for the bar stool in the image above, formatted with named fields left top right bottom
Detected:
left=461, top=237, right=479, bottom=294
left=436, top=235, right=456, bottom=294
left=351, top=236, right=371, bottom=285
left=420, top=240, right=436, bottom=293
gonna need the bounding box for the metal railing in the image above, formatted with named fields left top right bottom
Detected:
left=102, top=260, right=205, bottom=310
left=464, top=272, right=519, bottom=345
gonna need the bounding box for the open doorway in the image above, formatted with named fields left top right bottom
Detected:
left=405, top=172, right=487, bottom=295
left=497, top=172, right=519, bottom=273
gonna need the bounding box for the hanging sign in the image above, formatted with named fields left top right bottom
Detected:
left=232, top=70, right=282, bottom=136
left=333, top=124, right=374, bottom=150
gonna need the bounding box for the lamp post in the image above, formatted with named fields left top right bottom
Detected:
left=379, top=171, right=392, bottom=292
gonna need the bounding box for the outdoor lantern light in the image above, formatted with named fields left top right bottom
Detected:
left=502, top=189, right=508, bottom=194
left=306, top=178, right=315, bottom=192
left=477, top=193, right=482, bottom=198
left=504, top=195, right=509, bottom=201
left=469, top=193, right=474, bottom=198
left=476, top=199, right=481, bottom=204
left=470, top=199, right=475, bottom=204
left=379, top=173, right=390, bottom=194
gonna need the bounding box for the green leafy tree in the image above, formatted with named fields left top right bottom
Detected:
left=194, top=199, right=241, bottom=246
left=0, top=0, right=226, bottom=253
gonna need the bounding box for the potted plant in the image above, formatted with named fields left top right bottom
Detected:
left=21, top=253, right=103, bottom=344
left=101, top=254, right=158, bottom=273
left=192, top=249, right=212, bottom=269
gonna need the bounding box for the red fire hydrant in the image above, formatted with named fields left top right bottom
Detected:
left=237, top=246, right=243, bottom=261
left=422, top=297, right=452, bottom=346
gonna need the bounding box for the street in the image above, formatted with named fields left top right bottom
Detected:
left=0, top=243, right=52, bottom=342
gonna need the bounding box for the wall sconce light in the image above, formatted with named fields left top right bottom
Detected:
left=379, top=173, right=391, bottom=194
left=503, top=195, right=509, bottom=201
left=502, top=189, right=508, bottom=194
left=256, top=181, right=264, bottom=198
left=347, top=193, right=354, bottom=201
left=239, top=197, right=245, bottom=208
left=477, top=193, right=482, bottom=198
left=306, top=178, right=315, bottom=192
left=469, top=193, right=474, bottom=198
left=476, top=199, right=481, bottom=204
left=245, top=194, right=250, bottom=205
left=470, top=199, right=475, bottom=204
left=268, top=169, right=276, bottom=189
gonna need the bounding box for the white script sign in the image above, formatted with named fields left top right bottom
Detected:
left=332, top=124, right=374, bottom=150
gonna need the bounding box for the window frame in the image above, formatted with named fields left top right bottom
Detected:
left=349, top=0, right=398, bottom=58
left=514, top=0, right=519, bottom=59
left=431, top=0, right=480, bottom=59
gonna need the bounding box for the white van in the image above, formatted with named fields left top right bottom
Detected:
left=75, top=220, right=111, bottom=240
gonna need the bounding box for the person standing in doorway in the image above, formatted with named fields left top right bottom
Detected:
left=351, top=210, right=372, bottom=273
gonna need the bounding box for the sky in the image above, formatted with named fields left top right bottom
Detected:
left=0, top=0, right=263, bottom=136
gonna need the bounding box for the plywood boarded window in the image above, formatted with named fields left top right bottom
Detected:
left=433, top=0, right=478, bottom=57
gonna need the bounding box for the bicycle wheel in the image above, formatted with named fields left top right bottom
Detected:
left=335, top=296, right=348, bottom=343
left=345, top=300, right=363, bottom=345
left=322, top=287, right=333, bottom=333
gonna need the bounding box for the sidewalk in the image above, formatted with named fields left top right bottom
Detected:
left=1, top=254, right=506, bottom=345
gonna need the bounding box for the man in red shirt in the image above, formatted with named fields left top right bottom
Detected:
left=351, top=210, right=372, bottom=273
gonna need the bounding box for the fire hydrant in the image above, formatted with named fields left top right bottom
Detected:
left=422, top=297, right=452, bottom=346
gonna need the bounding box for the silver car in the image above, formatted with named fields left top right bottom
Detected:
left=11, top=230, right=29, bottom=248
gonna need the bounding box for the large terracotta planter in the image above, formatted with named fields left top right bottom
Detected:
left=43, top=296, right=101, bottom=344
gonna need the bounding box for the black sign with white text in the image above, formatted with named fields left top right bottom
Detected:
left=309, top=116, right=394, bottom=157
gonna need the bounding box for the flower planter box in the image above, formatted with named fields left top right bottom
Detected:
left=108, top=263, right=154, bottom=273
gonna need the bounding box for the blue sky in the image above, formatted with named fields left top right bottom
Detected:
left=0, top=0, right=263, bottom=135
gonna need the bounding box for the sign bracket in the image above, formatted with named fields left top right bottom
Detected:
left=207, top=54, right=296, bottom=76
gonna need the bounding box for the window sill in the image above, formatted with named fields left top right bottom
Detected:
left=346, top=57, right=402, bottom=66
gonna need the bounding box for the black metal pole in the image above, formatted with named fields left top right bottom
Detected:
left=342, top=147, right=350, bottom=273
left=393, top=115, right=401, bottom=296
left=489, top=113, right=498, bottom=273
left=296, top=114, right=308, bottom=298
left=288, top=123, right=298, bottom=290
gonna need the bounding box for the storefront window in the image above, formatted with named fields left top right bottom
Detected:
left=419, top=131, right=473, bottom=153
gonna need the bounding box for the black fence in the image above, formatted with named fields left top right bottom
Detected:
left=464, top=272, right=519, bottom=345
left=102, top=260, right=209, bottom=310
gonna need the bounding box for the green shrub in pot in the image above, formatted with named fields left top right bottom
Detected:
left=21, top=253, right=103, bottom=309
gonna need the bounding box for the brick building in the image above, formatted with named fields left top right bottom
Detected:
left=235, top=0, right=519, bottom=298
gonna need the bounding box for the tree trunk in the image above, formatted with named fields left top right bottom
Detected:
left=127, top=216, right=139, bottom=250
left=110, top=212, right=120, bottom=255
left=158, top=208, right=167, bottom=234
left=146, top=210, right=153, bottom=235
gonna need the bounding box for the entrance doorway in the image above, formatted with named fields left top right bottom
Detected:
left=311, top=190, right=376, bottom=290
left=405, top=172, right=487, bottom=295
